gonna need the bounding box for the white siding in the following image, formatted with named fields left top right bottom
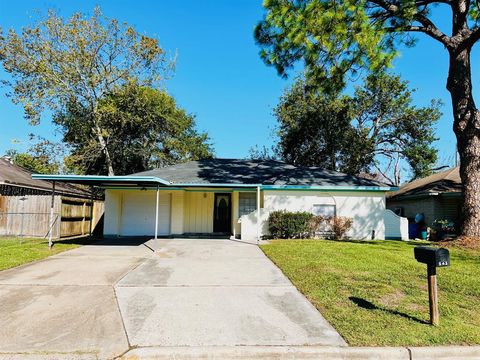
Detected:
left=262, top=190, right=386, bottom=240
left=104, top=189, right=171, bottom=236
left=104, top=190, right=122, bottom=236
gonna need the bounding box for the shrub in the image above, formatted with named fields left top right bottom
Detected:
left=309, top=215, right=353, bottom=240
left=268, top=210, right=314, bottom=239
left=331, top=216, right=353, bottom=240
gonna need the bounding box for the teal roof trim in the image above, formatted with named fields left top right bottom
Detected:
left=261, top=185, right=397, bottom=192
left=31, top=174, right=170, bottom=186
left=172, top=183, right=262, bottom=188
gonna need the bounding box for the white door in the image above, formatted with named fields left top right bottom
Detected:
left=120, top=191, right=171, bottom=236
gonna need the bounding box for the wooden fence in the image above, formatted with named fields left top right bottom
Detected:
left=0, top=194, right=104, bottom=238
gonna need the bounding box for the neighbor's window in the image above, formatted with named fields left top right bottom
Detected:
left=239, top=192, right=257, bottom=216
left=313, top=204, right=336, bottom=217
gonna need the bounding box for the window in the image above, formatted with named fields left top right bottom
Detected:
left=239, top=192, right=257, bottom=217
left=312, top=204, right=336, bottom=217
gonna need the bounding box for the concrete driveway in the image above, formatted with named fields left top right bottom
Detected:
left=0, top=238, right=345, bottom=359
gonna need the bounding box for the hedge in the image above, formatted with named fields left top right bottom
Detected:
left=267, top=210, right=313, bottom=239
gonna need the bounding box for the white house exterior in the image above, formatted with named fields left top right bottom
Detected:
left=34, top=159, right=402, bottom=241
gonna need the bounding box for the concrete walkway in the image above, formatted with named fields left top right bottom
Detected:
left=0, top=238, right=345, bottom=359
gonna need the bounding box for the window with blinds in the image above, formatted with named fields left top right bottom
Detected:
left=239, top=192, right=257, bottom=217
left=313, top=204, right=336, bottom=217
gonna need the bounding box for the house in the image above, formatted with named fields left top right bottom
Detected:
left=386, top=167, right=461, bottom=228
left=33, top=158, right=401, bottom=241
left=0, top=157, right=103, bottom=238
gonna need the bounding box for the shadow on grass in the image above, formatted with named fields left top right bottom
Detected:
left=349, top=296, right=429, bottom=325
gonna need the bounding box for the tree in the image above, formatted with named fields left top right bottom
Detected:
left=56, top=83, right=213, bottom=175
left=350, top=73, right=440, bottom=184
left=5, top=137, right=65, bottom=174
left=273, top=74, right=440, bottom=185
left=0, top=7, right=172, bottom=176
left=274, top=79, right=353, bottom=171
left=255, top=0, right=480, bottom=237
left=247, top=145, right=278, bottom=160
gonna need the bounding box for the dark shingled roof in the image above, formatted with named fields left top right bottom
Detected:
left=132, top=158, right=389, bottom=187
left=387, top=167, right=461, bottom=199
left=0, top=158, right=91, bottom=197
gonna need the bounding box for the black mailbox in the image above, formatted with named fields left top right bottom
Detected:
left=414, top=246, right=450, bottom=267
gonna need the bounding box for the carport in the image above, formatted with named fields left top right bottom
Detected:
left=31, top=174, right=171, bottom=247
left=31, top=174, right=263, bottom=246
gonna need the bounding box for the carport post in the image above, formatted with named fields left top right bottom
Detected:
left=48, top=181, right=56, bottom=249
left=88, top=188, right=94, bottom=239
left=256, top=186, right=261, bottom=244
left=154, top=185, right=159, bottom=239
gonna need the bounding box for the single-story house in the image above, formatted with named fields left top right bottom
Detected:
left=386, top=167, right=461, bottom=227
left=33, top=158, right=403, bottom=241
left=0, top=157, right=104, bottom=238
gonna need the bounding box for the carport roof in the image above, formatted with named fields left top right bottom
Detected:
left=31, top=174, right=171, bottom=188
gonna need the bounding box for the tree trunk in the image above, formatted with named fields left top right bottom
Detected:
left=93, top=124, right=115, bottom=176
left=447, top=47, right=480, bottom=237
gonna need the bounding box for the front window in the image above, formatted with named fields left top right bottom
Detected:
left=239, top=192, right=257, bottom=217
left=312, top=204, right=336, bottom=217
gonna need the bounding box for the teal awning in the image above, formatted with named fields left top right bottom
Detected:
left=31, top=174, right=170, bottom=188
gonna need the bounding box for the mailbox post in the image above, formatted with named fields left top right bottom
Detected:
left=427, top=264, right=439, bottom=325
left=414, top=246, right=450, bottom=326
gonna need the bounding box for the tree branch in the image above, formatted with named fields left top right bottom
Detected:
left=464, top=26, right=480, bottom=49
left=370, top=0, right=451, bottom=47
left=413, top=13, right=452, bottom=46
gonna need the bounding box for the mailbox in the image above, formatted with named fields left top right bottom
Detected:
left=414, top=246, right=450, bottom=267
left=414, top=246, right=450, bottom=326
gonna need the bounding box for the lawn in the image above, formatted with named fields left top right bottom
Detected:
left=261, top=239, right=480, bottom=346
left=0, top=237, right=86, bottom=271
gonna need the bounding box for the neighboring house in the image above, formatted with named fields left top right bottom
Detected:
left=0, top=158, right=103, bottom=238
left=33, top=158, right=402, bottom=241
left=386, top=167, right=461, bottom=227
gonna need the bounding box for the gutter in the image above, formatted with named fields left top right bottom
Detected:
left=261, top=185, right=397, bottom=192
left=388, top=191, right=462, bottom=201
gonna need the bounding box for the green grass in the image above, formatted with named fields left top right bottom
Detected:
left=0, top=237, right=85, bottom=271
left=261, top=239, right=480, bottom=346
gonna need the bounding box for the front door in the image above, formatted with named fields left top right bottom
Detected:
left=213, top=193, right=231, bottom=233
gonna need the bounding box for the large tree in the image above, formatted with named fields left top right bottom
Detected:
left=274, top=74, right=440, bottom=185
left=255, top=0, right=480, bottom=237
left=0, top=7, right=172, bottom=175
left=274, top=80, right=353, bottom=171
left=56, top=83, right=213, bottom=175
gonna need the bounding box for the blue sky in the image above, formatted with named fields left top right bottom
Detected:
left=0, top=0, right=476, bottom=169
